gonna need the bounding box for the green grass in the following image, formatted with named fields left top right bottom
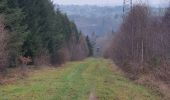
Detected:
left=0, top=58, right=161, bottom=100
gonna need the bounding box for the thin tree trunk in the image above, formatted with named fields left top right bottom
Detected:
left=141, top=40, right=144, bottom=64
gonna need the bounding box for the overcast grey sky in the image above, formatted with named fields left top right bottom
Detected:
left=52, top=0, right=168, bottom=7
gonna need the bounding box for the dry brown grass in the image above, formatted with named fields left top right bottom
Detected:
left=135, top=73, right=170, bottom=100
left=0, top=66, right=36, bottom=85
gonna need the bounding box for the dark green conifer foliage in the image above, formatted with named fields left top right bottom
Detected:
left=0, top=0, right=86, bottom=66
left=0, top=0, right=28, bottom=67
left=86, top=36, right=93, bottom=56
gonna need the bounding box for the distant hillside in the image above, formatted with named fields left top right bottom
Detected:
left=57, top=5, right=123, bottom=37
left=56, top=5, right=164, bottom=37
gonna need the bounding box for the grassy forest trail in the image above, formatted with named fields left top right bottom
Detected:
left=0, top=58, right=161, bottom=100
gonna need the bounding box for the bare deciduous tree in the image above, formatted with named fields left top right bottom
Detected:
left=105, top=4, right=170, bottom=83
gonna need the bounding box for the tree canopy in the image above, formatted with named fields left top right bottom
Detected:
left=0, top=0, right=88, bottom=67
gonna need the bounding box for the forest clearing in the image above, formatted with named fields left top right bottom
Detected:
left=0, top=0, right=170, bottom=99
left=0, top=58, right=161, bottom=100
